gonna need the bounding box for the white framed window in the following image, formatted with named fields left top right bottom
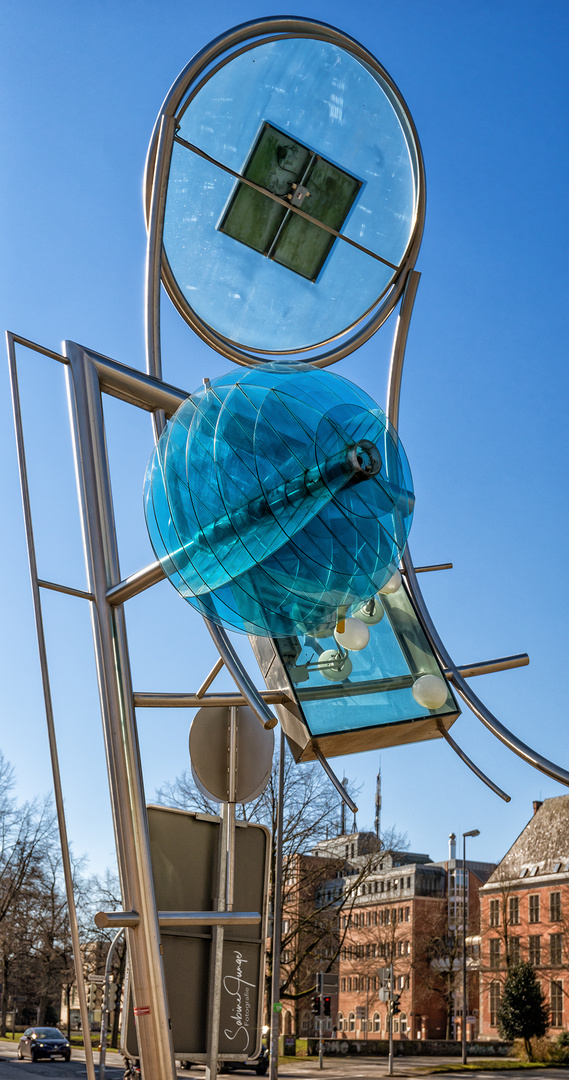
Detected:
left=373, top=1012, right=381, bottom=1032
left=349, top=1012, right=355, bottom=1032
left=400, top=1014, right=407, bottom=1034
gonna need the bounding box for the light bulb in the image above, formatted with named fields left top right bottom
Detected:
left=334, top=618, right=370, bottom=651
left=318, top=649, right=353, bottom=682
left=379, top=569, right=402, bottom=595
left=353, top=596, right=384, bottom=626
left=412, top=674, right=448, bottom=710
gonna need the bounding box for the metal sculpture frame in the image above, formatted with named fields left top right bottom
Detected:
left=8, top=16, right=569, bottom=1080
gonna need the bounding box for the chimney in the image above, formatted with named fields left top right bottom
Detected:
left=449, top=832, right=456, bottom=861
left=533, top=800, right=543, bottom=816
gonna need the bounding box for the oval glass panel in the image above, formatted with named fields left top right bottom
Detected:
left=163, top=35, right=421, bottom=355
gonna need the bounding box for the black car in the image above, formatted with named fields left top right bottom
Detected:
left=18, top=1027, right=71, bottom=1062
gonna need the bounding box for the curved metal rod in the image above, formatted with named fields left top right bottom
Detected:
left=203, top=620, right=278, bottom=731
left=435, top=720, right=510, bottom=803
left=145, top=111, right=176, bottom=440
left=386, top=285, right=569, bottom=790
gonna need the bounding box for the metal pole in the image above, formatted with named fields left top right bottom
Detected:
left=64, top=342, right=177, bottom=1080
left=7, top=336, right=97, bottom=1080
left=387, top=964, right=394, bottom=1076
left=269, top=727, right=286, bottom=1080
left=461, top=830, right=480, bottom=1065
left=318, top=977, right=323, bottom=1069
left=99, top=929, right=123, bottom=1080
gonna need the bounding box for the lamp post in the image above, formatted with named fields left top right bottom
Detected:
left=462, top=829, right=480, bottom=1065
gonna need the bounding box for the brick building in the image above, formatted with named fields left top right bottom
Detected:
left=478, top=795, right=569, bottom=1038
left=284, top=830, right=494, bottom=1042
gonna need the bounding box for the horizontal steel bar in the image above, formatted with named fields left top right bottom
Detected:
left=158, top=911, right=261, bottom=927
left=133, top=690, right=292, bottom=708
left=73, top=345, right=189, bottom=415
left=94, top=910, right=141, bottom=929
left=107, top=560, right=166, bottom=605
left=412, top=563, right=453, bottom=574
left=450, top=654, right=529, bottom=679
left=38, top=579, right=94, bottom=602
left=94, top=910, right=261, bottom=929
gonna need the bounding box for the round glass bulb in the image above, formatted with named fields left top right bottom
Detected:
left=353, top=596, right=384, bottom=626
left=318, top=650, right=353, bottom=682
left=379, top=569, right=402, bottom=595
left=334, top=618, right=370, bottom=651
left=411, top=674, right=448, bottom=710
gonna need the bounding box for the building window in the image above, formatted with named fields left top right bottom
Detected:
left=529, top=935, right=541, bottom=966
left=489, top=939, right=501, bottom=969
left=400, top=1014, right=407, bottom=1034
left=337, top=1012, right=344, bottom=1032
left=529, top=895, right=540, bottom=923
left=374, top=1012, right=381, bottom=1032
left=399, top=908, right=404, bottom=922
left=550, top=933, right=563, bottom=966
left=551, top=981, right=563, bottom=1028
left=349, top=1012, right=355, bottom=1032
left=489, top=899, right=500, bottom=927
left=405, top=907, right=410, bottom=922
left=509, top=936, right=521, bottom=965
left=509, top=896, right=520, bottom=925
left=347, top=978, right=352, bottom=992
left=301, top=1011, right=310, bottom=1031
left=341, top=978, right=346, bottom=992
left=550, top=892, right=562, bottom=922
left=407, top=877, right=411, bottom=888
left=489, top=981, right=500, bottom=1027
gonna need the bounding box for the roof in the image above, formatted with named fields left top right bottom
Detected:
left=484, top=795, right=569, bottom=885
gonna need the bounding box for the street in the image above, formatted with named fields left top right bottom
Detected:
left=1, top=1043, right=566, bottom=1080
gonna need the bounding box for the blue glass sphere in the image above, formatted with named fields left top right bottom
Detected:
left=144, top=361, right=414, bottom=637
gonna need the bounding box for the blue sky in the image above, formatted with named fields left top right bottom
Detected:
left=1, top=1, right=568, bottom=877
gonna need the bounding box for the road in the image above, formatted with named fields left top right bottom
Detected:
left=1, top=1043, right=564, bottom=1080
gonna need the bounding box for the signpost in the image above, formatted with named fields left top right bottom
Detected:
left=316, top=973, right=338, bottom=1069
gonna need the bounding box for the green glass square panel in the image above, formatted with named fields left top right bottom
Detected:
left=219, top=122, right=362, bottom=281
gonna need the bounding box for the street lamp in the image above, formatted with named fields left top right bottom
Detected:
left=462, top=829, right=480, bottom=1065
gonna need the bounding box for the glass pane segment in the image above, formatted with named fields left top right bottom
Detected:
left=277, top=585, right=458, bottom=738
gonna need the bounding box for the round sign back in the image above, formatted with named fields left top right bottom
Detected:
left=189, top=705, right=274, bottom=803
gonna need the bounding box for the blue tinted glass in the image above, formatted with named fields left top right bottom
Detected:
left=144, top=362, right=414, bottom=637
left=281, top=587, right=457, bottom=738
left=164, top=37, right=418, bottom=353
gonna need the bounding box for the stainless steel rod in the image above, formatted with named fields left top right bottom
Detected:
left=134, top=690, right=291, bottom=708
left=412, top=563, right=453, bottom=574
left=204, top=620, right=279, bottom=729
left=269, top=727, right=286, bottom=1080
left=7, top=332, right=97, bottom=1080
left=94, top=910, right=261, bottom=928
left=99, top=928, right=123, bottom=1080
left=312, top=744, right=358, bottom=813
left=196, top=656, right=225, bottom=699
left=64, top=342, right=177, bottom=1080
left=435, top=720, right=510, bottom=802
left=38, top=578, right=95, bottom=601
left=107, top=560, right=166, bottom=605
left=450, top=654, right=529, bottom=679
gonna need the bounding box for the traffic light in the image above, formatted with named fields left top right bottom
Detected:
left=311, top=995, right=320, bottom=1015
left=323, top=997, right=331, bottom=1017
left=108, top=983, right=118, bottom=1010
left=88, top=984, right=97, bottom=1009
left=391, top=995, right=401, bottom=1016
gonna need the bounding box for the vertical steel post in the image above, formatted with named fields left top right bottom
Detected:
left=205, top=705, right=237, bottom=1080
left=7, top=336, right=97, bottom=1080
left=269, top=727, right=286, bottom=1080
left=461, top=829, right=479, bottom=1064
left=64, top=342, right=176, bottom=1080
left=99, top=928, right=123, bottom=1080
